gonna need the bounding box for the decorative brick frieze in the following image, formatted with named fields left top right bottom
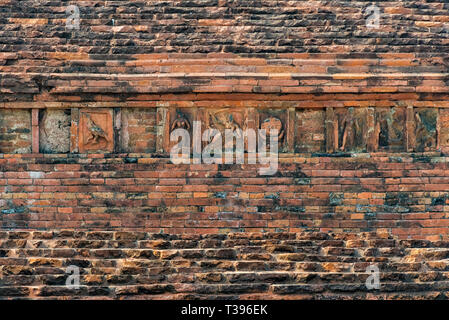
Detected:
left=1, top=104, right=448, bottom=155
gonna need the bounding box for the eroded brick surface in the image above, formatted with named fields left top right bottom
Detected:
left=121, top=108, right=157, bottom=153
left=0, top=230, right=448, bottom=300
left=295, top=109, right=325, bottom=153
left=0, top=1, right=448, bottom=99
left=1, top=0, right=449, bottom=300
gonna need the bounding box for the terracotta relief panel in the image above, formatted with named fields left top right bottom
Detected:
left=326, top=107, right=408, bottom=153
left=331, top=107, right=370, bottom=152
left=201, top=108, right=249, bottom=151
left=414, top=108, right=437, bottom=152
left=374, top=107, right=405, bottom=152
left=78, top=108, right=114, bottom=153
left=163, top=108, right=197, bottom=153
left=257, top=109, right=288, bottom=152
left=439, top=109, right=449, bottom=154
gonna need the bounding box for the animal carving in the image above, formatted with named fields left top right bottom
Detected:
left=85, top=113, right=109, bottom=145
left=208, top=112, right=243, bottom=149
left=209, top=113, right=242, bottom=135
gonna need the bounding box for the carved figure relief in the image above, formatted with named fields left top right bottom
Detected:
left=209, top=112, right=243, bottom=132
left=415, top=108, right=437, bottom=152
left=79, top=109, right=114, bottom=153
left=333, top=108, right=369, bottom=152
left=438, top=109, right=449, bottom=154
left=85, top=113, right=109, bottom=145
left=206, top=109, right=246, bottom=150
left=171, top=110, right=191, bottom=132
left=374, top=107, right=405, bottom=152
left=260, top=116, right=284, bottom=142
left=164, top=108, right=195, bottom=152
left=257, top=109, right=289, bottom=152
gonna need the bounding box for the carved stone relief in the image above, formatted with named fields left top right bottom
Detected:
left=414, top=108, right=437, bottom=152
left=373, top=107, right=405, bottom=152
left=79, top=109, right=114, bottom=153
left=257, top=109, right=288, bottom=152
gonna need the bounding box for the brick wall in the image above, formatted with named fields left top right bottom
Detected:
left=1, top=230, right=449, bottom=300
left=0, top=110, right=31, bottom=154
left=120, top=108, right=157, bottom=153
left=1, top=0, right=449, bottom=300
left=1, top=153, right=449, bottom=241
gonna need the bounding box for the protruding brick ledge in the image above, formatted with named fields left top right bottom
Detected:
left=3, top=71, right=449, bottom=96
left=0, top=230, right=449, bottom=300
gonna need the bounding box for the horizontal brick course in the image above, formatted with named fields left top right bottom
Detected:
left=0, top=230, right=448, bottom=299
left=0, top=154, right=448, bottom=241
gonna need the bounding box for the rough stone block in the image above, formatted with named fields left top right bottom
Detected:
left=39, top=109, right=71, bottom=154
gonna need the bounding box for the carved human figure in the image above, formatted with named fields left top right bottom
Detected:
left=415, top=112, right=436, bottom=151
left=338, top=112, right=364, bottom=151
left=171, top=110, right=191, bottom=131
left=338, top=114, right=351, bottom=151
left=373, top=119, right=381, bottom=151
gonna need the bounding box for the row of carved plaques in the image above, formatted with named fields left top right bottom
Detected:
left=161, top=107, right=291, bottom=153
left=325, top=107, right=438, bottom=153
left=0, top=107, right=443, bottom=154
left=162, top=107, right=440, bottom=154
